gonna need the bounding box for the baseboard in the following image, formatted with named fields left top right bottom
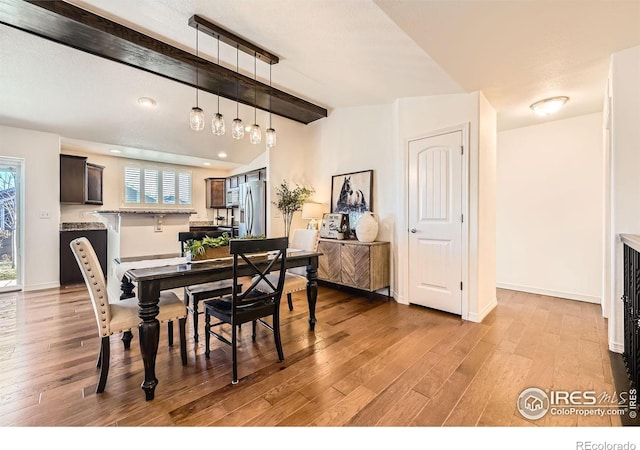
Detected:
left=609, top=340, right=624, bottom=354
left=23, top=281, right=60, bottom=292
left=466, top=296, right=497, bottom=323
left=496, top=282, right=601, bottom=304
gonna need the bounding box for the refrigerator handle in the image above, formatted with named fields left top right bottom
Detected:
left=247, top=188, right=254, bottom=234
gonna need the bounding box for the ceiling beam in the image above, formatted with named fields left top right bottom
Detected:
left=0, top=0, right=327, bottom=124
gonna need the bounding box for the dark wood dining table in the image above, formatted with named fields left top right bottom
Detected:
left=118, top=249, right=321, bottom=401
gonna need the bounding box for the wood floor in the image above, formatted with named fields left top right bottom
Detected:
left=0, top=284, right=622, bottom=427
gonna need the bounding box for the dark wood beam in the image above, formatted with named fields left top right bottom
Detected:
left=0, top=0, right=327, bottom=124
left=189, top=15, right=279, bottom=65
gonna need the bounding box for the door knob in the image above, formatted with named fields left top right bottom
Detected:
left=410, top=228, right=417, bottom=233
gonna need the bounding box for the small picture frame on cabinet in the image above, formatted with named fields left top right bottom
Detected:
left=319, top=213, right=350, bottom=239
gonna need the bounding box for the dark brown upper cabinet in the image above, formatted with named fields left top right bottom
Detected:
left=60, top=154, right=104, bottom=205
left=205, top=178, right=226, bottom=208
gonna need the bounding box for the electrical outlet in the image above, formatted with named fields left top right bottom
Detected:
left=39, top=210, right=51, bottom=219
left=274, top=210, right=281, bottom=218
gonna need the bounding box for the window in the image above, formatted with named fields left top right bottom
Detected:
left=123, top=165, right=192, bottom=206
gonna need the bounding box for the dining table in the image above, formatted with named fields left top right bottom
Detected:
left=115, top=249, right=321, bottom=401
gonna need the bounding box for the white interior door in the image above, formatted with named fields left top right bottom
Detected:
left=408, top=131, right=463, bottom=315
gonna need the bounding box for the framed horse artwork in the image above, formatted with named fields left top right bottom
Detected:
left=330, top=169, right=373, bottom=233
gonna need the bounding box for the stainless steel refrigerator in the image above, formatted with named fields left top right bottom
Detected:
left=238, top=180, right=266, bottom=237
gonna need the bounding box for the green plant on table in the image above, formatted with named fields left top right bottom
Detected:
left=186, top=232, right=267, bottom=257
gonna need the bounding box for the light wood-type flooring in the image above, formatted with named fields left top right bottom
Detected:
left=0, top=284, right=623, bottom=427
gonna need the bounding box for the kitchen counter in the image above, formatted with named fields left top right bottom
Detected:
left=60, top=222, right=106, bottom=231
left=97, top=209, right=197, bottom=215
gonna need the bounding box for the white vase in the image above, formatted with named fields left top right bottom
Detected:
left=355, top=212, right=378, bottom=243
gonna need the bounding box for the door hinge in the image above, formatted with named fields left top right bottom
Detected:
left=461, top=214, right=464, bottom=223
left=461, top=146, right=464, bottom=155
left=460, top=281, right=463, bottom=290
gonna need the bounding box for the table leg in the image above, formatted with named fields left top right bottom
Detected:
left=120, top=276, right=135, bottom=299
left=137, top=281, right=161, bottom=401
left=306, top=265, right=318, bottom=331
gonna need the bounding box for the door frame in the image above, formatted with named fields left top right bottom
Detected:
left=404, top=123, right=469, bottom=319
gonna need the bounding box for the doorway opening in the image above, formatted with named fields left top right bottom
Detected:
left=0, top=157, right=22, bottom=292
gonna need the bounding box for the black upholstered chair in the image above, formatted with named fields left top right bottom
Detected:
left=204, top=237, right=288, bottom=384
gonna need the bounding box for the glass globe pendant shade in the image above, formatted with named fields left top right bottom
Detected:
left=231, top=118, right=245, bottom=140
left=266, top=127, right=277, bottom=148
left=212, top=113, right=225, bottom=136
left=190, top=107, right=205, bottom=131
left=249, top=124, right=261, bottom=144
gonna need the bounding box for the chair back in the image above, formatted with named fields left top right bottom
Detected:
left=289, top=229, right=319, bottom=252
left=178, top=231, right=226, bottom=256
left=230, top=237, right=288, bottom=313
left=288, top=229, right=318, bottom=276
left=69, top=237, right=112, bottom=337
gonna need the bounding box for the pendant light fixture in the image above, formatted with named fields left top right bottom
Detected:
left=189, top=25, right=205, bottom=131
left=249, top=53, right=261, bottom=145
left=231, top=45, right=244, bottom=140
left=265, top=62, right=277, bottom=148
left=211, top=35, right=225, bottom=136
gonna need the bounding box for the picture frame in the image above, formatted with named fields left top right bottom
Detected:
left=330, top=169, right=373, bottom=233
left=319, top=213, right=350, bottom=239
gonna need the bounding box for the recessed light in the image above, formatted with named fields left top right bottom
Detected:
left=218, top=152, right=227, bottom=158
left=109, top=149, right=121, bottom=154
left=137, top=97, right=157, bottom=108
left=530, top=96, right=569, bottom=116
left=203, top=162, right=211, bottom=166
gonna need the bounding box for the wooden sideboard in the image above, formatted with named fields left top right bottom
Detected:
left=317, top=238, right=390, bottom=296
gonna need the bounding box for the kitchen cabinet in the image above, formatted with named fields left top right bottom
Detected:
left=317, top=238, right=390, bottom=294
left=206, top=178, right=226, bottom=208
left=60, top=154, right=104, bottom=205
left=60, top=229, right=107, bottom=285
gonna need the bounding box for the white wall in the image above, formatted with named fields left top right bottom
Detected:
left=396, top=92, right=497, bottom=322
left=497, top=112, right=604, bottom=304
left=476, top=92, right=498, bottom=320
left=0, top=125, right=60, bottom=290
left=609, top=45, right=640, bottom=352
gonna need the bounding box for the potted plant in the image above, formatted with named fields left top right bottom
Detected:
left=186, top=233, right=267, bottom=261
left=272, top=180, right=314, bottom=238
left=185, top=233, right=232, bottom=261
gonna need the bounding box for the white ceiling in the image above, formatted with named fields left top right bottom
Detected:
left=1, top=0, right=639, bottom=168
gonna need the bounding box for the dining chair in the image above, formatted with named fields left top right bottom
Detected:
left=255, top=228, right=319, bottom=311
left=178, top=231, right=236, bottom=342
left=203, top=237, right=288, bottom=384
left=70, top=237, right=187, bottom=393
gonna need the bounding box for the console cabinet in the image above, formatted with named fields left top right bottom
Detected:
left=317, top=238, right=390, bottom=294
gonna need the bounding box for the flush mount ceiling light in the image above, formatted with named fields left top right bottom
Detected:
left=137, top=97, right=156, bottom=108
left=217, top=151, right=227, bottom=158
left=530, top=96, right=569, bottom=116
